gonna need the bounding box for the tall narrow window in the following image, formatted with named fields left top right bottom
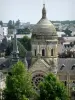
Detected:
left=34, top=49, right=36, bottom=56
left=51, top=49, right=53, bottom=56
left=64, top=81, right=67, bottom=86
left=42, top=49, right=45, bottom=56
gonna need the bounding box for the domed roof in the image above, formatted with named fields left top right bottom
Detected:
left=32, top=4, right=57, bottom=37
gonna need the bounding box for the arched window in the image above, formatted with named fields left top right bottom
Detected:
left=63, top=81, right=67, bottom=86
left=34, top=49, right=36, bottom=56
left=42, top=49, right=45, bottom=56
left=32, top=74, right=44, bottom=90
left=51, top=49, right=53, bottom=56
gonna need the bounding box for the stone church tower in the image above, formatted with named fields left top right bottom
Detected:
left=29, top=4, right=58, bottom=90
left=11, top=30, right=19, bottom=64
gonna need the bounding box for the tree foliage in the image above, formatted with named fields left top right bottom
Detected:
left=5, top=45, right=12, bottom=56
left=0, top=21, right=3, bottom=26
left=3, top=61, right=34, bottom=100
left=19, top=36, right=31, bottom=51
left=5, top=40, right=27, bottom=58
left=7, top=20, right=15, bottom=29
left=63, top=28, right=72, bottom=36
left=39, top=73, right=68, bottom=100
left=17, top=41, right=27, bottom=58
left=15, top=19, right=20, bottom=27
left=17, top=28, right=30, bottom=34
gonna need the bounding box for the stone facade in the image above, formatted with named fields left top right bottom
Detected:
left=29, top=4, right=58, bottom=89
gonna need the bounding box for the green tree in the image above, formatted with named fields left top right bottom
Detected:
left=5, top=40, right=27, bottom=58
left=63, top=28, right=72, bottom=36
left=15, top=19, right=20, bottom=27
left=19, top=36, right=31, bottom=51
left=8, top=20, right=15, bottom=29
left=39, top=73, right=68, bottom=100
left=17, top=41, right=27, bottom=58
left=0, top=21, right=3, bottom=26
left=5, top=45, right=12, bottom=56
left=17, top=28, right=30, bottom=34
left=3, top=61, right=34, bottom=100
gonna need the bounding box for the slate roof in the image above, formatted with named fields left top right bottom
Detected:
left=70, top=45, right=75, bottom=51
left=0, top=57, right=10, bottom=70
left=58, top=58, right=75, bottom=74
left=26, top=51, right=32, bottom=60
left=0, top=37, right=8, bottom=52
left=0, top=55, right=75, bottom=74
left=0, top=43, right=7, bottom=52
left=0, top=57, right=26, bottom=71
left=63, top=37, right=75, bottom=42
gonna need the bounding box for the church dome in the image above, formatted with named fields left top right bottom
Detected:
left=32, top=4, right=57, bottom=39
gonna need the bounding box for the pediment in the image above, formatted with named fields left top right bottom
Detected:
left=29, top=58, right=50, bottom=73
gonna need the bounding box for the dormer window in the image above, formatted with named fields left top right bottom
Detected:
left=51, top=49, right=53, bottom=56
left=71, top=64, right=75, bottom=70
left=64, top=45, right=66, bottom=48
left=60, top=64, right=65, bottom=70
left=42, top=49, right=45, bottom=56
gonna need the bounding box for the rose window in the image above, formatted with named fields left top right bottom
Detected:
left=32, top=74, right=44, bottom=90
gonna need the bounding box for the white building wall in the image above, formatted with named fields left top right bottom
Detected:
left=0, top=26, right=8, bottom=36
left=10, top=33, right=32, bottom=39
left=2, top=27, right=8, bottom=36
left=0, top=25, right=4, bottom=42
left=0, top=72, right=6, bottom=90
left=0, top=25, right=3, bottom=36
left=71, top=32, right=75, bottom=36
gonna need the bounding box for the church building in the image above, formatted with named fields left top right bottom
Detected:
left=29, top=4, right=58, bottom=90
left=0, top=3, right=75, bottom=99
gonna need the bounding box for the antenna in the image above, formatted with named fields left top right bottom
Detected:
left=42, top=0, right=46, bottom=19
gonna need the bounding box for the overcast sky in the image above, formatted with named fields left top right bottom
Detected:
left=0, top=0, right=75, bottom=24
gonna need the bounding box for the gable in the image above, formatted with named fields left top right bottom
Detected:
left=29, top=58, right=50, bottom=73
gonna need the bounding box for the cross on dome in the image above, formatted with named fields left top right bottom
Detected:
left=42, top=3, right=46, bottom=19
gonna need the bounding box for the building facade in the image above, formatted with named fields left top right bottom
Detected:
left=0, top=25, right=8, bottom=36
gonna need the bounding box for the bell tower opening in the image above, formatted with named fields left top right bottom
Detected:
left=34, top=49, right=37, bottom=56
left=51, top=49, right=53, bottom=56
left=42, top=49, right=45, bottom=56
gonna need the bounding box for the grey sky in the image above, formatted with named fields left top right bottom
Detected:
left=0, top=0, right=75, bottom=24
